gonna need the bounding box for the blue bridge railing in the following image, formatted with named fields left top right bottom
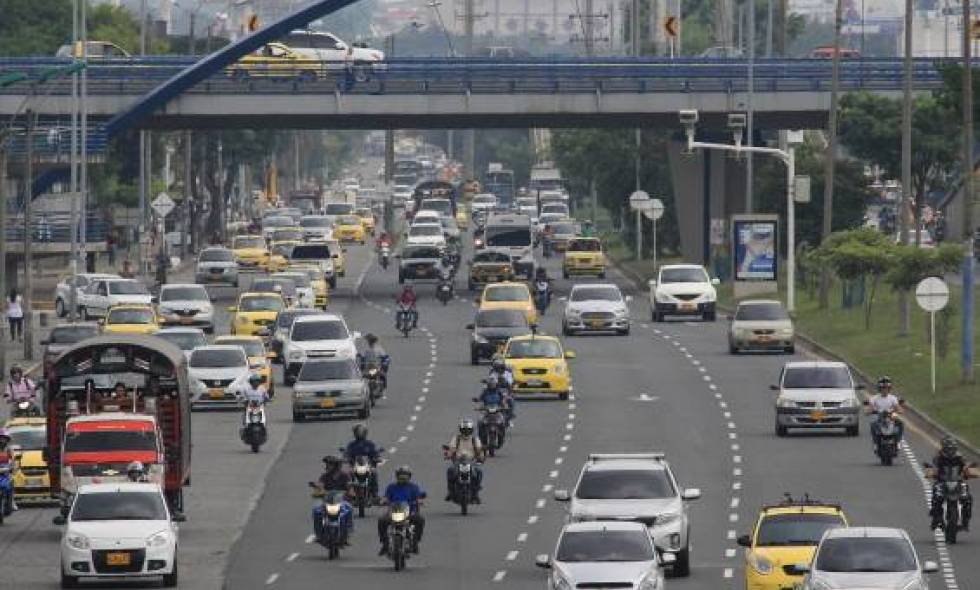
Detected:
left=4, top=212, right=108, bottom=244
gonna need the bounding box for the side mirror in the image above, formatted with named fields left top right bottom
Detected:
left=352, top=331, right=362, bottom=340
left=465, top=324, right=475, bottom=330
left=624, top=295, right=633, bottom=302
left=564, top=351, right=577, bottom=359
left=534, top=554, right=552, bottom=569
left=856, top=383, right=866, bottom=390
left=769, top=384, right=779, bottom=391
left=648, top=279, right=657, bottom=288
left=660, top=552, right=677, bottom=565
left=787, top=563, right=810, bottom=576
left=922, top=560, right=939, bottom=574
left=681, top=488, right=701, bottom=501
left=172, top=513, right=187, bottom=523
left=711, top=277, right=721, bottom=285
left=227, top=306, right=238, bottom=312
left=553, top=489, right=570, bottom=502
left=40, top=339, right=49, bottom=345
left=52, top=515, right=67, bottom=526
left=737, top=534, right=752, bottom=547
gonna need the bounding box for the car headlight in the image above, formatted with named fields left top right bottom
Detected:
left=638, top=572, right=661, bottom=590
left=200, top=305, right=213, bottom=315
left=159, top=306, right=174, bottom=315
left=565, top=308, right=581, bottom=319
left=288, top=350, right=305, bottom=361
left=656, top=512, right=680, bottom=525
left=552, top=573, right=573, bottom=590
left=901, top=579, right=925, bottom=590
left=747, top=551, right=774, bottom=575
left=840, top=398, right=857, bottom=408
left=779, top=327, right=794, bottom=336
left=146, top=530, right=171, bottom=547
left=190, top=378, right=207, bottom=395
left=66, top=533, right=90, bottom=550
left=614, top=307, right=628, bottom=318
left=655, top=291, right=673, bottom=303
left=776, top=396, right=794, bottom=408
left=553, top=364, right=566, bottom=376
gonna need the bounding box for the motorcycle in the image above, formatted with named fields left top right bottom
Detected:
left=926, top=462, right=976, bottom=544
left=363, top=360, right=387, bottom=406
left=387, top=502, right=419, bottom=571
left=436, top=277, right=454, bottom=305
left=533, top=280, right=550, bottom=315
left=396, top=304, right=415, bottom=337
left=380, top=245, right=391, bottom=270
left=239, top=401, right=268, bottom=453
left=341, top=449, right=382, bottom=518
left=873, top=412, right=900, bottom=466
left=0, top=465, right=12, bottom=524
left=309, top=486, right=351, bottom=559
left=11, top=398, right=42, bottom=418
left=477, top=403, right=507, bottom=457
left=442, top=445, right=478, bottom=515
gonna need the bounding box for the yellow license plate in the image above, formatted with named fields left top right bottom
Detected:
left=810, top=410, right=827, bottom=420
left=208, top=388, right=225, bottom=399
left=106, top=552, right=131, bottom=566
left=320, top=399, right=336, bottom=408
left=680, top=302, right=696, bottom=311
left=757, top=335, right=771, bottom=342
left=589, top=320, right=604, bottom=328
left=180, top=318, right=194, bottom=324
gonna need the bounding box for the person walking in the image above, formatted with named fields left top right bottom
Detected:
left=5, top=289, right=24, bottom=342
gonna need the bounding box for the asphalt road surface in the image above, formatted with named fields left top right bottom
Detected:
left=0, top=228, right=972, bottom=590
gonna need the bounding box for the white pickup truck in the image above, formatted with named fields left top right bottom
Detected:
left=77, top=278, right=153, bottom=320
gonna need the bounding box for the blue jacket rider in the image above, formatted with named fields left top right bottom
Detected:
left=378, top=466, right=426, bottom=555
left=344, top=424, right=382, bottom=497
left=312, top=456, right=353, bottom=543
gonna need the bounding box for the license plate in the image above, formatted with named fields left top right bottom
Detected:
left=320, top=399, right=336, bottom=408
left=210, top=268, right=223, bottom=274
left=526, top=379, right=544, bottom=387
left=180, top=318, right=194, bottom=325
left=680, top=302, right=696, bottom=311
left=810, top=410, right=827, bottom=421
left=26, top=477, right=43, bottom=487
left=208, top=388, right=225, bottom=399
left=486, top=275, right=498, bottom=282
left=106, top=552, right=131, bottom=566
left=757, top=335, right=771, bottom=342
left=588, top=320, right=604, bottom=328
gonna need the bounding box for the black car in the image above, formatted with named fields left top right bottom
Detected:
left=466, top=309, right=532, bottom=365
left=398, top=245, right=443, bottom=284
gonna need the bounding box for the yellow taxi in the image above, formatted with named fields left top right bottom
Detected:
left=563, top=237, right=606, bottom=278
left=228, top=292, right=285, bottom=337
left=479, top=282, right=537, bottom=325
left=287, top=263, right=330, bottom=309
left=327, top=238, right=347, bottom=277
left=738, top=497, right=848, bottom=590
left=503, top=334, right=575, bottom=400
left=268, top=240, right=299, bottom=273
left=355, top=207, right=377, bottom=237
left=102, top=304, right=160, bottom=335
left=232, top=234, right=271, bottom=272
left=4, top=416, right=50, bottom=504
left=229, top=42, right=320, bottom=80
left=455, top=205, right=469, bottom=230
left=215, top=335, right=275, bottom=396
left=334, top=214, right=366, bottom=244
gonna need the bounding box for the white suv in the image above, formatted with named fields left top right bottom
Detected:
left=284, top=313, right=359, bottom=386
left=648, top=264, right=719, bottom=322
left=554, top=453, right=701, bottom=577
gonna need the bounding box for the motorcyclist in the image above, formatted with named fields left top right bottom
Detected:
left=397, top=285, right=419, bottom=328
left=929, top=437, right=973, bottom=531
left=867, top=376, right=903, bottom=446
left=376, top=231, right=392, bottom=251
left=476, top=375, right=514, bottom=441
left=312, top=455, right=354, bottom=543
left=126, top=461, right=149, bottom=482
left=344, top=424, right=383, bottom=499
left=532, top=267, right=551, bottom=311
left=239, top=373, right=270, bottom=407
left=0, top=428, right=17, bottom=511
left=444, top=419, right=484, bottom=504
left=377, top=465, right=427, bottom=555
left=358, top=333, right=390, bottom=392
left=4, top=365, right=37, bottom=404
left=487, top=358, right=516, bottom=423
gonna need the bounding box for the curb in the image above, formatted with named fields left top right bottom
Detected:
left=608, top=256, right=980, bottom=463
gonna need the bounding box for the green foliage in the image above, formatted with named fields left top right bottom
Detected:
left=814, top=228, right=897, bottom=329
left=0, top=0, right=73, bottom=56
left=885, top=244, right=962, bottom=292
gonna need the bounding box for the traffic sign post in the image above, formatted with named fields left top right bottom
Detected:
left=151, top=192, right=175, bottom=287
left=642, top=198, right=665, bottom=271
left=629, top=191, right=651, bottom=261
left=915, top=277, right=950, bottom=394
left=151, top=192, right=175, bottom=219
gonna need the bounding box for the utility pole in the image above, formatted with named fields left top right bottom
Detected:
left=0, top=148, right=8, bottom=377
left=217, top=139, right=224, bottom=243
left=23, top=111, right=34, bottom=360
left=961, top=0, right=975, bottom=383
left=463, top=0, right=476, bottom=178
left=766, top=0, right=773, bottom=56
left=139, top=0, right=148, bottom=277
left=585, top=0, right=595, bottom=56
left=69, top=0, right=79, bottom=320
left=80, top=0, right=89, bottom=272
left=819, top=0, right=843, bottom=309
left=384, top=35, right=395, bottom=185
left=183, top=16, right=194, bottom=258
left=899, top=0, right=913, bottom=334
left=746, top=0, right=756, bottom=213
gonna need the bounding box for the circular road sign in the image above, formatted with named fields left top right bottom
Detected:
left=629, top=190, right=651, bottom=211
left=915, top=276, right=949, bottom=312
left=644, top=198, right=665, bottom=220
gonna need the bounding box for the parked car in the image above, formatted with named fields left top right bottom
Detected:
left=53, top=273, right=119, bottom=318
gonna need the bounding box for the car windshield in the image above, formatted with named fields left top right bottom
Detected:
left=160, top=287, right=208, bottom=302
left=65, top=429, right=158, bottom=453
left=474, top=252, right=511, bottom=264
left=550, top=223, right=578, bottom=235
left=234, top=236, right=265, bottom=249
left=568, top=240, right=600, bottom=252
left=220, top=339, right=265, bottom=357
left=571, top=287, right=621, bottom=302
left=9, top=428, right=46, bottom=450
left=338, top=215, right=361, bottom=225
left=440, top=218, right=457, bottom=229
left=240, top=296, right=283, bottom=312
left=272, top=229, right=304, bottom=241
left=200, top=249, right=234, bottom=262
left=486, top=227, right=531, bottom=247
left=263, top=217, right=292, bottom=228
left=404, top=247, right=442, bottom=259
left=557, top=530, right=654, bottom=563
left=190, top=348, right=247, bottom=368
left=108, top=281, right=148, bottom=295
left=272, top=244, right=295, bottom=257
left=411, top=225, right=442, bottom=237
left=815, top=537, right=917, bottom=572
left=756, top=514, right=846, bottom=547
left=736, top=303, right=789, bottom=321
left=576, top=469, right=674, bottom=499
left=292, top=320, right=349, bottom=341
left=477, top=310, right=528, bottom=328
left=543, top=205, right=568, bottom=214
left=420, top=200, right=452, bottom=215
left=474, top=196, right=496, bottom=205
left=72, top=491, right=168, bottom=522
left=507, top=339, right=561, bottom=359
left=291, top=245, right=332, bottom=260
left=252, top=279, right=297, bottom=296
left=49, top=326, right=99, bottom=344
left=301, top=217, right=332, bottom=228
left=298, top=360, right=357, bottom=381
left=325, top=204, right=353, bottom=216
left=156, top=331, right=206, bottom=351
left=660, top=268, right=708, bottom=283
left=485, top=285, right=528, bottom=302
left=108, top=308, right=154, bottom=324
left=275, top=310, right=318, bottom=329
left=783, top=367, right=852, bottom=389
left=275, top=273, right=311, bottom=288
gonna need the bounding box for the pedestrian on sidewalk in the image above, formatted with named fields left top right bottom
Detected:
left=5, top=289, right=24, bottom=342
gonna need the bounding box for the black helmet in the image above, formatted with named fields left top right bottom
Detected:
left=941, top=436, right=958, bottom=458
left=353, top=424, right=368, bottom=440
left=248, top=373, right=263, bottom=385
left=459, top=418, right=475, bottom=437
left=876, top=375, right=892, bottom=391
left=395, top=465, right=412, bottom=483
left=9, top=364, right=22, bottom=378
left=126, top=461, right=145, bottom=482
left=365, top=333, right=378, bottom=345
left=322, top=455, right=341, bottom=467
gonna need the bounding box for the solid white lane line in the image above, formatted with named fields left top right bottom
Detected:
left=266, top=573, right=280, bottom=585
left=286, top=552, right=299, bottom=562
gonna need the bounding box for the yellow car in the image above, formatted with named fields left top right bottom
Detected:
left=229, top=42, right=320, bottom=80
left=5, top=416, right=50, bottom=504
left=215, top=335, right=275, bottom=396
left=334, top=214, right=366, bottom=244
left=287, top=263, right=330, bottom=309
left=232, top=234, right=271, bottom=272
left=739, top=497, right=848, bottom=590
left=563, top=237, right=606, bottom=278
left=503, top=334, right=575, bottom=400
left=102, top=304, right=160, bottom=335
left=268, top=240, right=300, bottom=273
left=328, top=239, right=347, bottom=277
left=355, top=207, right=377, bottom=236
left=455, top=206, right=469, bottom=230
left=228, top=292, right=285, bottom=337
left=479, top=282, right=537, bottom=325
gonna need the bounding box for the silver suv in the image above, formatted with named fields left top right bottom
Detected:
left=554, top=453, right=700, bottom=577
left=773, top=361, right=862, bottom=437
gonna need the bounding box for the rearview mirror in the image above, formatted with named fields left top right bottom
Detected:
left=172, top=513, right=187, bottom=523
left=52, top=515, right=67, bottom=526
left=711, top=277, right=721, bottom=286
left=553, top=489, right=570, bottom=502
left=465, top=324, right=474, bottom=330
left=681, top=488, right=701, bottom=501
left=534, top=554, right=551, bottom=569
left=736, top=534, right=752, bottom=547
left=564, top=351, right=577, bottom=359
left=786, top=563, right=810, bottom=576
left=660, top=552, right=677, bottom=565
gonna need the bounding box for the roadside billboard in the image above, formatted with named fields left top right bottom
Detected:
left=733, top=217, right=777, bottom=282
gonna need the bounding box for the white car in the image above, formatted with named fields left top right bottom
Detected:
left=562, top=283, right=631, bottom=336
left=648, top=264, right=719, bottom=322
left=470, top=193, right=498, bottom=216
left=405, top=223, right=447, bottom=248
left=392, top=184, right=413, bottom=204
left=188, top=345, right=252, bottom=410
left=417, top=198, right=454, bottom=219
left=774, top=361, right=862, bottom=437
left=299, top=215, right=334, bottom=242
left=272, top=271, right=316, bottom=309
left=554, top=453, right=700, bottom=577
left=411, top=210, right=442, bottom=226
left=155, top=327, right=207, bottom=361
left=58, top=482, right=182, bottom=588
left=156, top=283, right=214, bottom=333
left=194, top=247, right=238, bottom=287
left=283, top=313, right=359, bottom=386
left=797, top=527, right=937, bottom=590
left=541, top=202, right=570, bottom=218
left=77, top=278, right=153, bottom=320
left=54, top=273, right=119, bottom=318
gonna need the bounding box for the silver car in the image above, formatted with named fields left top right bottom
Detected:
left=188, top=345, right=251, bottom=410
left=554, top=453, right=700, bottom=577
left=797, top=527, right=938, bottom=590
left=155, top=327, right=208, bottom=362
left=773, top=361, right=862, bottom=437
left=728, top=299, right=794, bottom=354
left=291, top=359, right=369, bottom=422
left=562, top=283, right=631, bottom=336
left=535, top=521, right=671, bottom=590
left=157, top=283, right=215, bottom=333
left=195, top=247, right=239, bottom=287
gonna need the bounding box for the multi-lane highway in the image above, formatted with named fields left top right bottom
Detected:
left=0, top=223, right=972, bottom=590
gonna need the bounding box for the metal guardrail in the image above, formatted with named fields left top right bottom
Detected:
left=3, top=212, right=107, bottom=243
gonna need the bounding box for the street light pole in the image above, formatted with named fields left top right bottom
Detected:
left=23, top=110, right=35, bottom=360
left=961, top=0, right=975, bottom=383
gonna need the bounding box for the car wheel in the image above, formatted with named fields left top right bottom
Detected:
left=80, top=307, right=90, bottom=321
left=786, top=345, right=796, bottom=354
left=619, top=327, right=630, bottom=336
left=470, top=349, right=480, bottom=365
left=55, top=298, right=66, bottom=317
left=562, top=269, right=569, bottom=279
left=846, top=425, right=859, bottom=437
left=672, top=548, right=691, bottom=577
left=162, top=561, right=178, bottom=587
left=329, top=277, right=338, bottom=289
left=358, top=403, right=370, bottom=419
left=558, top=392, right=569, bottom=401
left=292, top=411, right=304, bottom=422
left=205, top=325, right=214, bottom=335
left=775, top=424, right=788, bottom=437
left=598, top=271, right=606, bottom=279
left=61, top=571, right=80, bottom=589
left=398, top=273, right=405, bottom=285
left=562, top=323, right=573, bottom=337
left=729, top=343, right=739, bottom=355
left=704, top=311, right=716, bottom=322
